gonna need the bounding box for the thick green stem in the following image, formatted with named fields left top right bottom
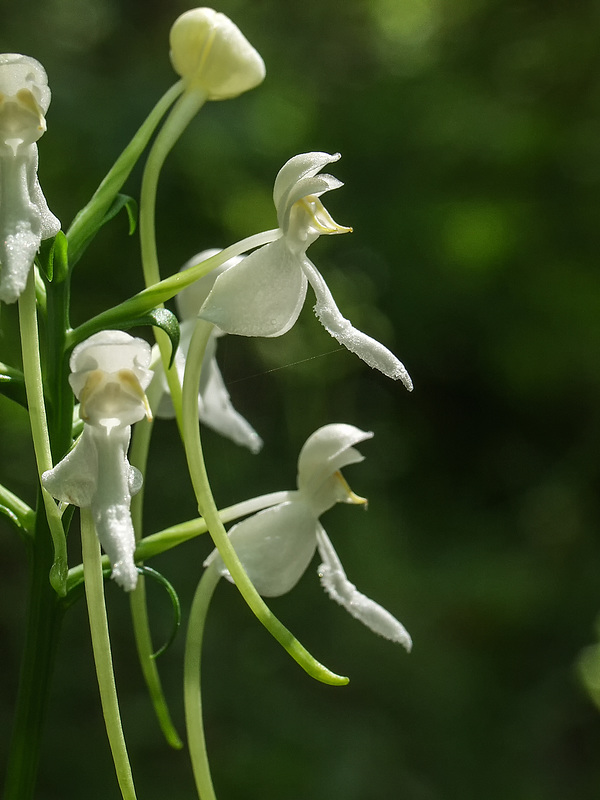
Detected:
left=184, top=566, right=221, bottom=800
left=3, top=500, right=64, bottom=800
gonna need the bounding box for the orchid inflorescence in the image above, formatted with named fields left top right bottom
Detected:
left=2, top=8, right=414, bottom=800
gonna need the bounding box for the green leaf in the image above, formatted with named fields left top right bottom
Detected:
left=0, top=505, right=23, bottom=531
left=138, top=308, right=180, bottom=369
left=101, top=193, right=138, bottom=236
left=37, top=238, right=54, bottom=282
left=66, top=81, right=184, bottom=269
left=0, top=362, right=27, bottom=408
left=135, top=566, right=182, bottom=659
left=65, top=194, right=139, bottom=268
left=51, top=232, right=69, bottom=284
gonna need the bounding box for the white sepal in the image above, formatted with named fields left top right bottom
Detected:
left=297, top=423, right=373, bottom=503
left=273, top=152, right=341, bottom=231
left=42, top=427, right=98, bottom=509
left=152, top=250, right=263, bottom=451
left=42, top=426, right=141, bottom=592
left=197, top=328, right=263, bottom=453
left=204, top=498, right=315, bottom=597
left=199, top=237, right=306, bottom=337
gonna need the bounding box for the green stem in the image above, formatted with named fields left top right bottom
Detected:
left=3, top=500, right=64, bottom=800
left=18, top=270, right=68, bottom=595
left=45, top=262, right=74, bottom=459
left=66, top=81, right=185, bottom=267
left=65, top=229, right=280, bottom=350
left=139, top=87, right=206, bottom=428
left=182, top=319, right=348, bottom=687
left=128, top=404, right=183, bottom=750
left=0, top=482, right=35, bottom=535
left=184, top=566, right=221, bottom=800
left=65, top=491, right=293, bottom=593
left=81, top=508, right=137, bottom=800
left=0, top=359, right=27, bottom=407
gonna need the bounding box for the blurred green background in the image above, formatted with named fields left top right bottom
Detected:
left=2, top=0, right=600, bottom=798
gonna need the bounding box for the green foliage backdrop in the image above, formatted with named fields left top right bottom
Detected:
left=2, top=1, right=600, bottom=798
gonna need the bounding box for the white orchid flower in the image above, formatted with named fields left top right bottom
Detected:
left=199, top=152, right=413, bottom=390
left=0, top=54, right=60, bottom=304
left=42, top=331, right=153, bottom=591
left=151, top=249, right=263, bottom=453
left=204, top=423, right=412, bottom=650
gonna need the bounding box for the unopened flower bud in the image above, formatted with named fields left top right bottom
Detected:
left=169, top=8, right=265, bottom=100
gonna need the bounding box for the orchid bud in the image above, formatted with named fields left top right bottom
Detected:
left=169, top=8, right=265, bottom=100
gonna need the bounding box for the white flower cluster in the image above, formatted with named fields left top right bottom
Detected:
left=38, top=10, right=412, bottom=655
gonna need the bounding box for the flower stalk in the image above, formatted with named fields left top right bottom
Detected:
left=81, top=508, right=137, bottom=800
left=181, top=318, right=349, bottom=686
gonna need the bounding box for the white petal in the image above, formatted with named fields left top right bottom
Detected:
left=0, top=222, right=41, bottom=304
left=175, top=249, right=245, bottom=321
left=301, top=257, right=413, bottom=389
left=0, top=149, right=43, bottom=304
left=0, top=54, right=51, bottom=116
left=278, top=175, right=344, bottom=234
left=273, top=152, right=340, bottom=215
left=69, top=330, right=153, bottom=391
left=199, top=346, right=263, bottom=453
left=316, top=526, right=412, bottom=651
left=199, top=238, right=307, bottom=337
left=32, top=173, right=60, bottom=239
left=151, top=320, right=262, bottom=452
left=204, top=500, right=317, bottom=596
left=68, top=332, right=153, bottom=429
left=42, top=427, right=98, bottom=508
left=297, top=423, right=373, bottom=500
